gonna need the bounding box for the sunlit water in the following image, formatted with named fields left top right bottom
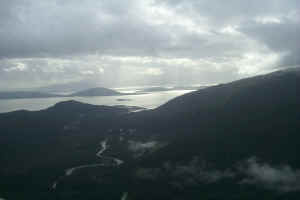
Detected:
left=0, top=90, right=194, bottom=113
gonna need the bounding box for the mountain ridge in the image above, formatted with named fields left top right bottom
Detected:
left=0, top=68, right=300, bottom=199
left=0, top=87, right=122, bottom=99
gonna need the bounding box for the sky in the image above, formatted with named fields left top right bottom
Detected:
left=0, top=0, right=299, bottom=90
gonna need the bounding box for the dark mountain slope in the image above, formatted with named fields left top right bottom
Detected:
left=131, top=69, right=300, bottom=168
left=0, top=69, right=300, bottom=200
left=127, top=69, right=299, bottom=132
left=121, top=69, right=300, bottom=199
left=150, top=69, right=299, bottom=124
left=0, top=101, right=131, bottom=199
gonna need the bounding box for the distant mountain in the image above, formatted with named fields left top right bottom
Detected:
left=37, top=80, right=99, bottom=93
left=0, top=68, right=300, bottom=200
left=0, top=87, right=122, bottom=99
left=0, top=91, right=62, bottom=99
left=69, top=87, right=121, bottom=97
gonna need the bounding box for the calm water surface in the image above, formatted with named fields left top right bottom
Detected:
left=0, top=90, right=194, bottom=113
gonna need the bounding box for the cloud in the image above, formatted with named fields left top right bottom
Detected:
left=0, top=0, right=171, bottom=59
left=136, top=168, right=162, bottom=181
left=240, top=157, right=300, bottom=192
left=80, top=70, right=95, bottom=75
left=239, top=20, right=300, bottom=68
left=0, top=0, right=299, bottom=89
left=159, top=0, right=299, bottom=25
left=169, top=157, right=235, bottom=186
left=128, top=140, right=158, bottom=152
left=134, top=156, right=300, bottom=193
left=135, top=157, right=235, bottom=189
left=128, top=140, right=165, bottom=158
left=3, top=62, right=27, bottom=72
left=139, top=68, right=164, bottom=76
left=159, top=0, right=300, bottom=70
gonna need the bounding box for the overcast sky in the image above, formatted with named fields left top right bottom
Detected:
left=0, top=0, right=299, bottom=90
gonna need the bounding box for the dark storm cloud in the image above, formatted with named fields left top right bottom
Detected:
left=2, top=0, right=297, bottom=60
left=159, top=0, right=299, bottom=24
left=0, top=0, right=172, bottom=58
left=239, top=21, right=300, bottom=68
left=0, top=0, right=299, bottom=89
left=160, top=0, right=300, bottom=68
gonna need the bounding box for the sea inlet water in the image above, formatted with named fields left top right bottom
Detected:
left=0, top=90, right=193, bottom=113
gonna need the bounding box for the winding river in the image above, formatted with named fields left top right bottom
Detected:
left=121, top=192, right=128, bottom=200
left=51, top=138, right=127, bottom=199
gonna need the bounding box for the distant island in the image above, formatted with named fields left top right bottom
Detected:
left=0, top=91, right=63, bottom=99
left=69, top=87, right=121, bottom=97
left=0, top=87, right=121, bottom=99
left=116, top=98, right=132, bottom=102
